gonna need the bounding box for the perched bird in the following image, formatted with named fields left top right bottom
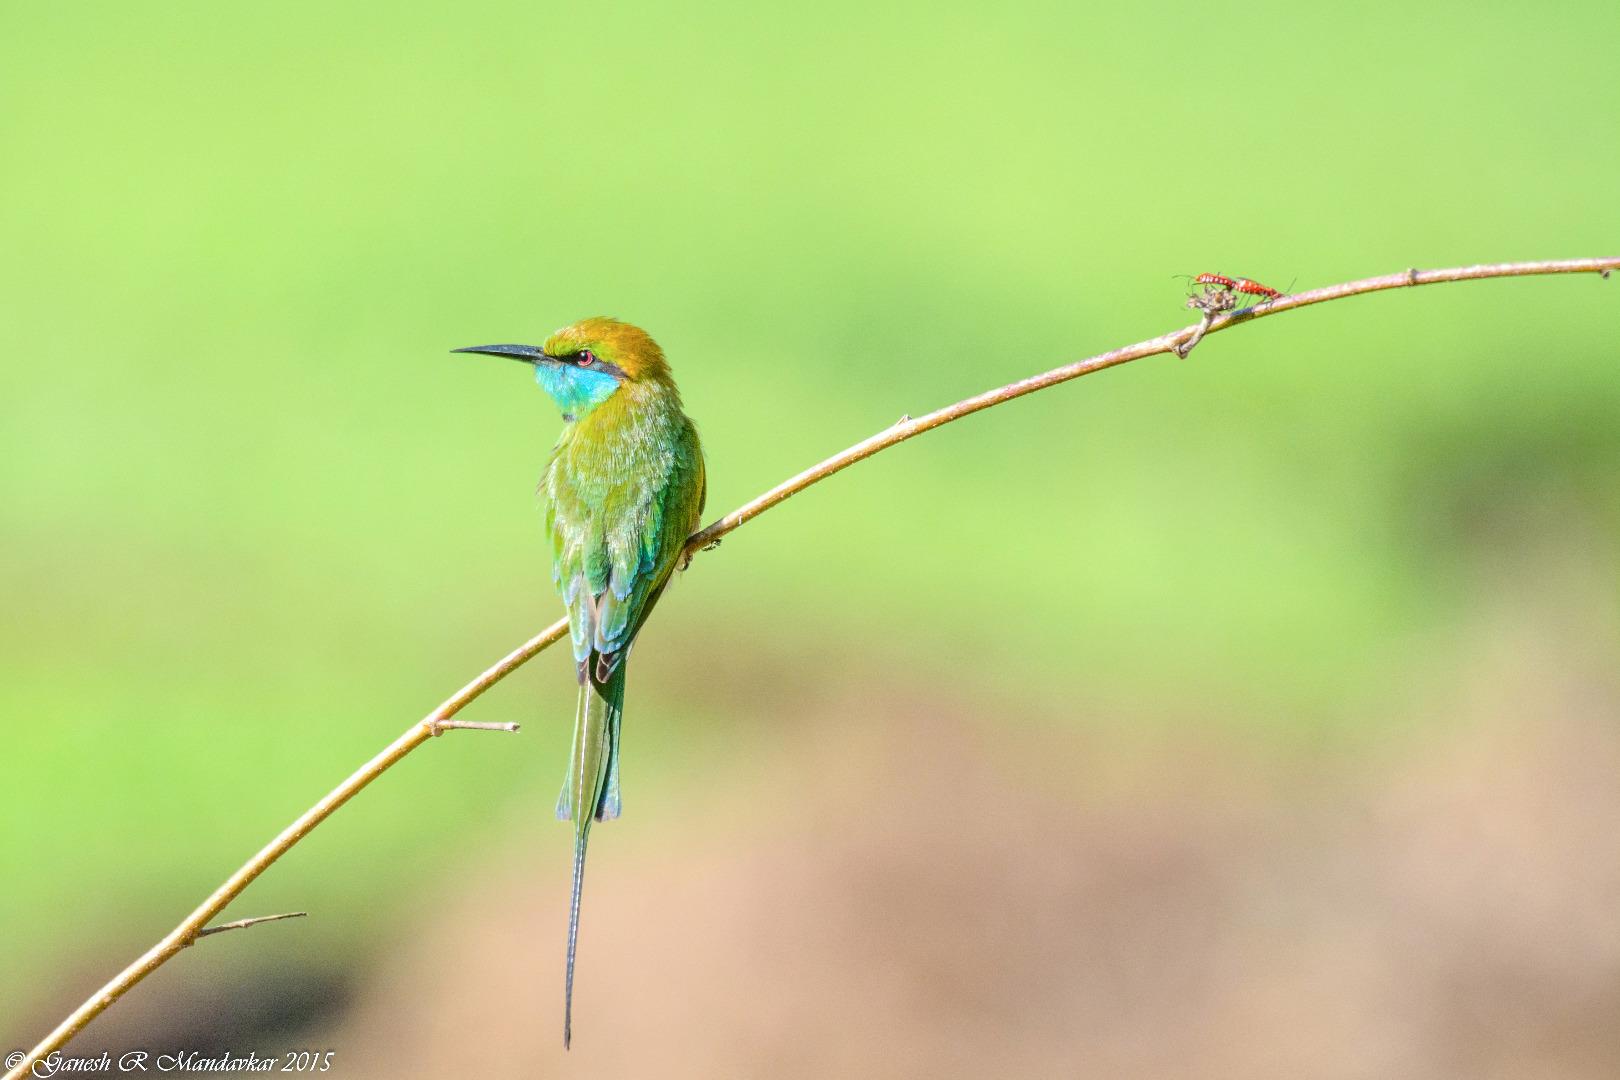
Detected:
left=455, top=318, right=706, bottom=1048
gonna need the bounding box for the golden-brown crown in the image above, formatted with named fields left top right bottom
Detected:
left=544, top=316, right=671, bottom=383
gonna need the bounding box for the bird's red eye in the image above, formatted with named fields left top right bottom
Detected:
left=576, top=350, right=595, bottom=367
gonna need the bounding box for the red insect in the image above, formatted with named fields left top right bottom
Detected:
left=1231, top=276, right=1283, bottom=301
left=1189, top=272, right=1286, bottom=302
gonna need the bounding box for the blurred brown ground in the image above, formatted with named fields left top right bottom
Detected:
left=322, top=715, right=1619, bottom=1077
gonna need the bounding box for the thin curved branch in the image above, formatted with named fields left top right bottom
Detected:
left=685, top=258, right=1615, bottom=547
left=6, top=256, right=1614, bottom=1080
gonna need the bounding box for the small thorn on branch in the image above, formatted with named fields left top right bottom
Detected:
left=896, top=413, right=912, bottom=425
left=189, top=912, right=307, bottom=945
left=426, top=718, right=522, bottom=737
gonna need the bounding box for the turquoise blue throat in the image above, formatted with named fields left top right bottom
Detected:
left=536, top=364, right=621, bottom=419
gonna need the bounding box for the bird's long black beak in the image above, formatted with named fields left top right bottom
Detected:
left=452, top=343, right=554, bottom=365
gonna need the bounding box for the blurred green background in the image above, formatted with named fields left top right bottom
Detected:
left=4, top=1, right=1618, bottom=1075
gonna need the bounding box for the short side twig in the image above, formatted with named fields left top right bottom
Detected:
left=1174, top=311, right=1216, bottom=358
left=429, top=719, right=522, bottom=735
left=189, top=912, right=308, bottom=944
left=7, top=255, right=1615, bottom=1080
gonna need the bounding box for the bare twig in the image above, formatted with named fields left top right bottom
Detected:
left=7, top=256, right=1615, bottom=1080
left=428, top=719, right=522, bottom=735
left=189, top=912, right=308, bottom=943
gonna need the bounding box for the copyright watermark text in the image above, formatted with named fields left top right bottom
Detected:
left=5, top=1051, right=334, bottom=1076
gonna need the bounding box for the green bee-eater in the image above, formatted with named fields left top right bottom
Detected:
left=455, top=318, right=706, bottom=1048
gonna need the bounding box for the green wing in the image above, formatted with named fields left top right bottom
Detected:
left=545, top=412, right=705, bottom=680
left=546, top=410, right=703, bottom=825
